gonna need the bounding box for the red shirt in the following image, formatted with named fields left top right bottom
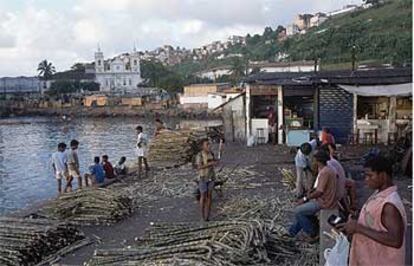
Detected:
left=103, top=162, right=115, bottom=179
left=321, top=132, right=335, bottom=145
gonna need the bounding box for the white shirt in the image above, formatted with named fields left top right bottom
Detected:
left=136, top=132, right=148, bottom=157
left=51, top=151, right=68, bottom=174
left=295, top=139, right=318, bottom=168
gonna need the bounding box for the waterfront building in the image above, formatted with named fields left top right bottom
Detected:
left=241, top=68, right=412, bottom=146
left=94, top=46, right=142, bottom=93
left=179, top=83, right=232, bottom=109
left=0, top=76, right=42, bottom=95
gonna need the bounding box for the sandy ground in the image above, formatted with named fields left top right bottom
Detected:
left=56, top=143, right=412, bottom=265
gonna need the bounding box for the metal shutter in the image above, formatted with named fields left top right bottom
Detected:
left=319, top=86, right=353, bottom=144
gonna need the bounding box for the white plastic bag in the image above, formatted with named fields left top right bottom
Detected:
left=247, top=135, right=256, bottom=147
left=324, top=233, right=350, bottom=266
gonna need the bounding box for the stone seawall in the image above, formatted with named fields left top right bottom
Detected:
left=1, top=105, right=222, bottom=119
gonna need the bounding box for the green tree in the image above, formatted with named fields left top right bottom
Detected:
left=229, top=57, right=247, bottom=85
left=364, top=0, right=381, bottom=6
left=70, top=63, right=85, bottom=72
left=37, top=60, right=56, bottom=80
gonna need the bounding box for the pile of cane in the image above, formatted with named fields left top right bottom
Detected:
left=37, top=188, right=132, bottom=225
left=0, top=217, right=85, bottom=266
left=280, top=167, right=296, bottom=190
left=147, top=129, right=208, bottom=167
left=88, top=220, right=299, bottom=266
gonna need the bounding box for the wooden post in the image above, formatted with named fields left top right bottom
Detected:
left=245, top=84, right=251, bottom=144
left=389, top=96, right=397, bottom=141
left=277, top=86, right=284, bottom=144
left=313, top=87, right=319, bottom=131
left=353, top=93, right=358, bottom=142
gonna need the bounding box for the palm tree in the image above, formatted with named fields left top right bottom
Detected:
left=37, top=60, right=56, bottom=80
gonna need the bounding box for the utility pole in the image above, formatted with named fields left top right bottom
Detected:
left=351, top=45, right=357, bottom=71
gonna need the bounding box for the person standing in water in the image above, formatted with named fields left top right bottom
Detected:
left=67, top=139, right=87, bottom=189
left=195, top=138, right=217, bottom=221
left=51, top=142, right=69, bottom=194
left=136, top=126, right=149, bottom=177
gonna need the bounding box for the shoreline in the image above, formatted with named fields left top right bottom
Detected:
left=0, top=105, right=222, bottom=119
left=1, top=143, right=412, bottom=265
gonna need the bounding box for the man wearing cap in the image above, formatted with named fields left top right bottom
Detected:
left=288, top=149, right=337, bottom=240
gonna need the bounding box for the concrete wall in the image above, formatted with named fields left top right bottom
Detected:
left=179, top=95, right=208, bottom=105
left=208, top=94, right=225, bottom=109
left=260, top=65, right=316, bottom=73
left=121, top=97, right=143, bottom=106
left=223, top=95, right=246, bottom=142
left=183, top=84, right=220, bottom=97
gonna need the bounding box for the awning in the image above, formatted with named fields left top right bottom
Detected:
left=338, top=83, right=413, bottom=97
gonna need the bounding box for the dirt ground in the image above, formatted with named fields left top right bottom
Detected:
left=59, top=143, right=413, bottom=265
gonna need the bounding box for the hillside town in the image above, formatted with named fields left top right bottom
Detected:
left=0, top=2, right=375, bottom=99
left=0, top=0, right=412, bottom=265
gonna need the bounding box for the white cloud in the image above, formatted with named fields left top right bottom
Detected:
left=0, top=0, right=361, bottom=76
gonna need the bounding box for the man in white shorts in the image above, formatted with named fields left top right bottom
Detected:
left=51, top=142, right=69, bottom=194
left=136, top=126, right=149, bottom=177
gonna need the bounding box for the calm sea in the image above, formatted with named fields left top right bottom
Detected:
left=0, top=116, right=161, bottom=214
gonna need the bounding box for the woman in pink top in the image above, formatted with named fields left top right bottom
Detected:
left=338, top=156, right=406, bottom=266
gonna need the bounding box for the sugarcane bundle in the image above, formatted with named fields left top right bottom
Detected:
left=148, top=128, right=208, bottom=167
left=279, top=168, right=296, bottom=190
left=37, top=188, right=132, bottom=225
left=0, top=217, right=85, bottom=266
left=89, top=220, right=297, bottom=266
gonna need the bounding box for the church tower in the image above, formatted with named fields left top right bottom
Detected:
left=95, top=44, right=104, bottom=73
left=130, top=43, right=140, bottom=74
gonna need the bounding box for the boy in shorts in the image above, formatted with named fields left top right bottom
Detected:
left=67, top=139, right=88, bottom=189
left=51, top=142, right=69, bottom=194
left=195, top=138, right=217, bottom=221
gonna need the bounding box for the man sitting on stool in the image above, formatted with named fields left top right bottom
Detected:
left=288, top=149, right=337, bottom=241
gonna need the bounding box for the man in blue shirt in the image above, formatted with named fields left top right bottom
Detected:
left=85, top=156, right=105, bottom=185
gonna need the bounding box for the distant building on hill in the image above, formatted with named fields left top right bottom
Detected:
left=94, top=45, right=142, bottom=93
left=195, top=66, right=233, bottom=81
left=328, top=4, right=358, bottom=17
left=249, top=61, right=317, bottom=73
left=228, top=35, right=246, bottom=46
left=286, top=24, right=300, bottom=36
left=310, top=12, right=328, bottom=27
left=294, top=14, right=314, bottom=30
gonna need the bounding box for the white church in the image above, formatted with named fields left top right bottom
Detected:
left=94, top=46, right=143, bottom=93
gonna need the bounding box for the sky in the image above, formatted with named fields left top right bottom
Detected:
left=0, top=0, right=361, bottom=77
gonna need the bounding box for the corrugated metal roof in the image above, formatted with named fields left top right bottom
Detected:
left=245, top=68, right=412, bottom=86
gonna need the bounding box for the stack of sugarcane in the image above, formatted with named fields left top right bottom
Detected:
left=280, top=168, right=296, bottom=190
left=215, top=196, right=294, bottom=222
left=148, top=129, right=208, bottom=167
left=0, top=217, right=85, bottom=265
left=37, top=188, right=132, bottom=225
left=89, top=220, right=300, bottom=266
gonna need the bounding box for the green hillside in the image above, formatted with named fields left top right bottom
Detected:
left=176, top=0, right=412, bottom=74
left=282, top=0, right=412, bottom=68
left=143, top=0, right=412, bottom=91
